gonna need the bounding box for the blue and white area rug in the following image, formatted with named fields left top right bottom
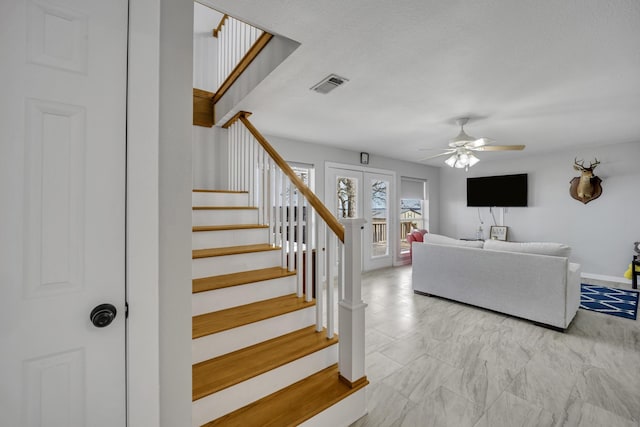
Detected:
left=580, top=284, right=639, bottom=320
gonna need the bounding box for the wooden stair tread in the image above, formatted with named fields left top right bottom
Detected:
left=193, top=206, right=257, bottom=210
left=193, top=244, right=279, bottom=259
left=193, top=267, right=295, bottom=293
left=193, top=224, right=269, bottom=232
left=193, top=189, right=248, bottom=193
left=203, top=364, right=368, bottom=427
left=193, top=326, right=338, bottom=401
left=192, top=294, right=314, bottom=339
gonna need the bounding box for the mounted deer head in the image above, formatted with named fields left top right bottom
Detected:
left=570, top=158, right=602, bottom=204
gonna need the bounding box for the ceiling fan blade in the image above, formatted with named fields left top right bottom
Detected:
left=466, top=137, right=492, bottom=148
left=419, top=150, right=456, bottom=161
left=473, top=145, right=525, bottom=151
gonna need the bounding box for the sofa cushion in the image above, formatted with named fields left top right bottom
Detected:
left=484, top=239, right=571, bottom=258
left=423, top=233, right=484, bottom=248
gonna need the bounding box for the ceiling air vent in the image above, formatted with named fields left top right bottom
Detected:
left=310, top=74, right=349, bottom=94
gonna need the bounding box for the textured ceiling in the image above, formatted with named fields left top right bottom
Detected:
left=199, top=0, right=640, bottom=166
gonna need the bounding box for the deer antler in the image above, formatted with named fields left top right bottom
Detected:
left=588, top=158, right=600, bottom=170
left=574, top=158, right=585, bottom=170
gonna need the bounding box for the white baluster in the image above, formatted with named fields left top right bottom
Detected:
left=235, top=18, right=240, bottom=71
left=241, top=126, right=247, bottom=191
left=241, top=22, right=246, bottom=53
left=281, top=173, right=287, bottom=269
left=221, top=25, right=227, bottom=83
left=296, top=191, right=303, bottom=298
left=228, top=17, right=233, bottom=73
left=274, top=168, right=281, bottom=249
left=227, top=124, right=232, bottom=190
left=234, top=124, right=238, bottom=191
left=305, top=205, right=313, bottom=303
left=307, top=213, right=324, bottom=332
left=252, top=134, right=257, bottom=207
left=265, top=157, right=275, bottom=239
left=248, top=131, right=253, bottom=206
left=326, top=227, right=335, bottom=338
left=332, top=234, right=344, bottom=301
left=245, top=23, right=250, bottom=54
left=259, top=149, right=264, bottom=225
left=287, top=178, right=294, bottom=273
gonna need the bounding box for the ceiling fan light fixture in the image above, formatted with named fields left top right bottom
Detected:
left=445, top=154, right=458, bottom=167
left=445, top=151, right=480, bottom=170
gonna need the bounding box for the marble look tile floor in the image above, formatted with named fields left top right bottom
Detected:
left=350, top=266, right=640, bottom=427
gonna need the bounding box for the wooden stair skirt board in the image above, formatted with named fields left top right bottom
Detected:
left=193, top=88, right=214, bottom=127
left=203, top=364, right=369, bottom=427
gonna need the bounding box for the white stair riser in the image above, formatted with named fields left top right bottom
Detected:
left=192, top=307, right=315, bottom=363
left=192, top=228, right=269, bottom=250
left=299, top=387, right=367, bottom=427
left=192, top=344, right=338, bottom=427
left=192, top=250, right=282, bottom=278
left=192, top=208, right=258, bottom=226
left=192, top=276, right=296, bottom=316
left=192, top=192, right=249, bottom=206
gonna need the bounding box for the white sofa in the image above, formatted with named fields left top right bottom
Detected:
left=412, top=234, right=581, bottom=330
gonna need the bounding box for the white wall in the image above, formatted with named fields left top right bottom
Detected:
left=158, top=0, right=194, bottom=425
left=193, top=3, right=219, bottom=92
left=127, top=0, right=160, bottom=423
left=128, top=0, right=193, bottom=426
left=439, top=141, right=640, bottom=277
left=193, top=125, right=227, bottom=189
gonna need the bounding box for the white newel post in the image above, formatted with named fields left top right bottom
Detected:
left=338, top=218, right=368, bottom=384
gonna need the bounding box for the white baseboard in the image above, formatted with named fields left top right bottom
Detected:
left=581, top=272, right=631, bottom=285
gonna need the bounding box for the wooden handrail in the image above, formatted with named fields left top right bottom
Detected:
left=212, top=14, right=229, bottom=38
left=237, top=113, right=345, bottom=242
left=212, top=32, right=273, bottom=105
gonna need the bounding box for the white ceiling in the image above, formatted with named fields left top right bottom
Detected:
left=200, top=0, right=640, bottom=166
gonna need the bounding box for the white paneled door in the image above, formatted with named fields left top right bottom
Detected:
left=0, top=0, right=128, bottom=425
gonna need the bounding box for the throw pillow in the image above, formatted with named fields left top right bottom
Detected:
left=411, top=229, right=427, bottom=242
left=423, top=233, right=484, bottom=249
left=484, top=240, right=571, bottom=258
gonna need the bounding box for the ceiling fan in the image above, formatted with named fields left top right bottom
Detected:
left=422, top=118, right=525, bottom=171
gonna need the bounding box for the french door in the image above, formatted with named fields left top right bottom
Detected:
left=0, top=0, right=128, bottom=425
left=326, top=164, right=394, bottom=271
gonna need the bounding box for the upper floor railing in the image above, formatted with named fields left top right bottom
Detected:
left=212, top=15, right=273, bottom=104
left=222, top=111, right=366, bottom=386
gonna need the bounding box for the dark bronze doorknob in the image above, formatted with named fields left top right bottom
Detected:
left=90, top=303, right=117, bottom=327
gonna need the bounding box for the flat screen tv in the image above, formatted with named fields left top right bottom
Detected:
left=467, top=173, right=528, bottom=207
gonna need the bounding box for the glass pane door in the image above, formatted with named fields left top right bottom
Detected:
left=325, top=164, right=394, bottom=272
left=370, top=178, right=389, bottom=257
left=336, top=175, right=359, bottom=218
left=363, top=171, right=393, bottom=271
